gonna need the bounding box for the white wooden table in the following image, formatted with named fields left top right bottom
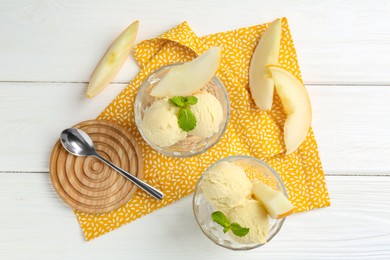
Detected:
left=1, top=1, right=389, bottom=259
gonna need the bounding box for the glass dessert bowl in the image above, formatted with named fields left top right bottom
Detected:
left=134, top=63, right=230, bottom=157
left=193, top=155, right=288, bottom=250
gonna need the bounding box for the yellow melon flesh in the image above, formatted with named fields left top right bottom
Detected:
left=252, top=181, right=294, bottom=219
left=249, top=19, right=282, bottom=110
left=150, top=47, right=221, bottom=97
left=87, top=20, right=139, bottom=98
left=268, top=65, right=312, bottom=154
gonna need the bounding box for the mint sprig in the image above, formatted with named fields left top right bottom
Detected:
left=169, top=96, right=198, bottom=132
left=211, top=211, right=250, bottom=237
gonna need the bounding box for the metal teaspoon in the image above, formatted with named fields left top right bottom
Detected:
left=60, top=128, right=164, bottom=200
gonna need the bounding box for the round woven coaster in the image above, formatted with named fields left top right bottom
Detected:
left=50, top=120, right=143, bottom=214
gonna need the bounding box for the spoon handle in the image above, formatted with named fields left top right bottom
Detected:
left=94, top=154, right=164, bottom=200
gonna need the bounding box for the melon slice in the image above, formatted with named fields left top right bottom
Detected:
left=268, top=65, right=312, bottom=154
left=252, top=181, right=294, bottom=219
left=87, top=20, right=139, bottom=98
left=249, top=19, right=282, bottom=110
left=150, top=46, right=221, bottom=97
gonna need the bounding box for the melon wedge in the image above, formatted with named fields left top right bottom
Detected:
left=249, top=19, right=281, bottom=110
left=150, top=46, right=221, bottom=97
left=268, top=65, right=312, bottom=154
left=252, top=181, right=294, bottom=219
left=87, top=20, right=139, bottom=98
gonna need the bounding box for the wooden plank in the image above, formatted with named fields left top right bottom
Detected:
left=0, top=82, right=125, bottom=171
left=0, top=173, right=388, bottom=259
left=0, top=0, right=389, bottom=84
left=1, top=82, right=389, bottom=174
left=308, top=85, right=390, bottom=174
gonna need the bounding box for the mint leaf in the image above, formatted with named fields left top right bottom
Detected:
left=178, top=109, right=197, bottom=132
left=212, top=212, right=250, bottom=237
left=170, top=96, right=186, bottom=107
left=230, top=223, right=250, bottom=237
left=211, top=211, right=230, bottom=228
left=185, top=96, right=198, bottom=106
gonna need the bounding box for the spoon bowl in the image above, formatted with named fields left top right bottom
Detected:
left=61, top=128, right=97, bottom=157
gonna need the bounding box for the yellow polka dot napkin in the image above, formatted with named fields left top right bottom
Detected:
left=76, top=18, right=330, bottom=241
